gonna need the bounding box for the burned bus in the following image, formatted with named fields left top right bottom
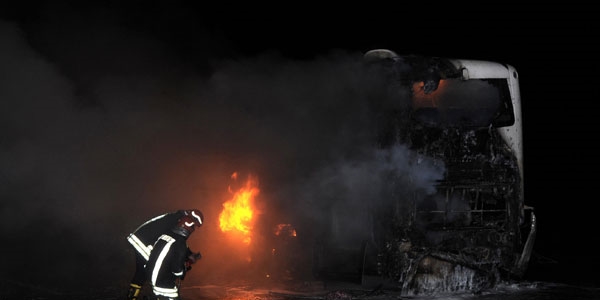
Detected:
left=311, top=49, right=537, bottom=295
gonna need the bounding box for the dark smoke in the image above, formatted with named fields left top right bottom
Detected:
left=0, top=10, right=444, bottom=292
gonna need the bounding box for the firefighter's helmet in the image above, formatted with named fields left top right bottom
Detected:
left=186, top=209, right=204, bottom=227
left=173, top=215, right=200, bottom=237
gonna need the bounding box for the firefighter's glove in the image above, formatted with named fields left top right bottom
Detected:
left=188, top=251, right=201, bottom=264
left=185, top=260, right=193, bottom=271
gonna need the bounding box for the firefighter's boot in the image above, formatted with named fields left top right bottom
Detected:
left=127, top=283, right=142, bottom=300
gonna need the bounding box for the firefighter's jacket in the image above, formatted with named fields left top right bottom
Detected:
left=127, top=210, right=186, bottom=261
left=146, top=231, right=190, bottom=298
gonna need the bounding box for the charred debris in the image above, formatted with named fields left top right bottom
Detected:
left=304, top=50, right=537, bottom=296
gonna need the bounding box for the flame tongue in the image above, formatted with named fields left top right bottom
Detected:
left=218, top=172, right=259, bottom=244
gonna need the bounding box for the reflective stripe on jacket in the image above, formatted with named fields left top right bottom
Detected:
left=146, top=233, right=189, bottom=297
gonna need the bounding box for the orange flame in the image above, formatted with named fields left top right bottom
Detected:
left=218, top=172, right=259, bottom=245
left=412, top=79, right=448, bottom=108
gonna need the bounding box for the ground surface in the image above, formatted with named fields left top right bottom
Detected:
left=1, top=277, right=407, bottom=300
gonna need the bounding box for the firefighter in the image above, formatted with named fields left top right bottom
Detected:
left=146, top=214, right=202, bottom=300
left=126, top=209, right=203, bottom=300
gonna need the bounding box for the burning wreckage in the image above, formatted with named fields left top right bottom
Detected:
left=302, top=49, right=537, bottom=295
left=215, top=49, right=536, bottom=297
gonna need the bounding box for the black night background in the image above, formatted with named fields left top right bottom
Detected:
left=1, top=1, right=598, bottom=299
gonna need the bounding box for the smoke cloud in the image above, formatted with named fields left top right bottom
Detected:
left=0, top=9, right=444, bottom=292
